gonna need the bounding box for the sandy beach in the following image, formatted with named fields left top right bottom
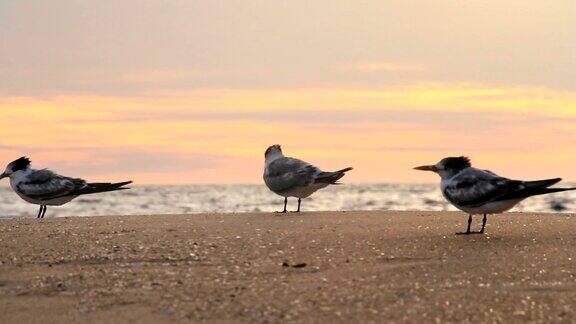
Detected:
left=1, top=211, right=576, bottom=323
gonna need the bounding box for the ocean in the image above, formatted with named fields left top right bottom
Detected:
left=0, top=183, right=574, bottom=218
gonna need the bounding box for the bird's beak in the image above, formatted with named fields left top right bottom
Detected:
left=414, top=165, right=438, bottom=172
left=0, top=173, right=7, bottom=180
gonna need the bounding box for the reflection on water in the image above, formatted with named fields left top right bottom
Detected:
left=0, top=184, right=574, bottom=218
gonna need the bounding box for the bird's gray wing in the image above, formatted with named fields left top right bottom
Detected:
left=443, top=169, right=523, bottom=207
left=16, top=169, right=87, bottom=200
left=264, top=157, right=320, bottom=192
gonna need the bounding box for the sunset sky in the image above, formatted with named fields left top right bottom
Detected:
left=1, top=1, right=575, bottom=184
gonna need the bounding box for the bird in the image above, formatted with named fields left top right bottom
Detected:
left=0, top=157, right=132, bottom=218
left=263, top=145, right=352, bottom=213
left=414, top=156, right=576, bottom=235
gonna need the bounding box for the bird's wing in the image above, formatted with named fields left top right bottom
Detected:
left=16, top=169, right=87, bottom=200
left=443, top=169, right=524, bottom=207
left=264, top=157, right=320, bottom=192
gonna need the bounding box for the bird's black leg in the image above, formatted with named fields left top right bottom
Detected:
left=41, top=206, right=47, bottom=218
left=37, top=206, right=43, bottom=219
left=292, top=198, right=301, bottom=213
left=479, top=214, right=487, bottom=233
left=276, top=197, right=288, bottom=213
left=456, top=214, right=473, bottom=235
left=298, top=198, right=301, bottom=212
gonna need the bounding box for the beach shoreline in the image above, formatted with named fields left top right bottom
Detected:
left=1, top=211, right=576, bottom=323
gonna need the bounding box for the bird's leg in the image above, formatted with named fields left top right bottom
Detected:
left=41, top=206, right=47, bottom=218
left=37, top=206, right=43, bottom=219
left=276, top=197, right=288, bottom=213
left=297, top=198, right=301, bottom=212
left=456, top=214, right=473, bottom=235
left=291, top=198, right=302, bottom=213
left=479, top=214, right=487, bottom=233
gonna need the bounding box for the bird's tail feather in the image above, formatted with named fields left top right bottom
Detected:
left=77, top=181, right=133, bottom=195
left=316, top=167, right=353, bottom=184
left=529, top=187, right=576, bottom=196
left=506, top=186, right=576, bottom=200
left=524, top=178, right=562, bottom=189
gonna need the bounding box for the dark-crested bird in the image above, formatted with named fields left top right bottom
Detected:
left=263, top=145, right=352, bottom=213
left=414, top=156, right=576, bottom=235
left=0, top=157, right=132, bottom=218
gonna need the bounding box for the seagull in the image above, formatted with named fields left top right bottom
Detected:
left=263, top=145, right=352, bottom=213
left=414, top=156, right=576, bottom=235
left=0, top=157, right=132, bottom=218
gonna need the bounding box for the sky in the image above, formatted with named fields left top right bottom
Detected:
left=1, top=0, right=575, bottom=184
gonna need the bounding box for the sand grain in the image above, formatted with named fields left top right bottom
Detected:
left=1, top=211, right=576, bottom=323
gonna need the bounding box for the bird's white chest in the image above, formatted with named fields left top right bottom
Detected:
left=10, top=177, right=29, bottom=200
left=9, top=171, right=29, bottom=189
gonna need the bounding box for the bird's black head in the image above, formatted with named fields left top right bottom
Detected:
left=8, top=157, right=31, bottom=172
left=265, top=144, right=282, bottom=158
left=1, top=157, right=31, bottom=179
left=414, top=156, right=471, bottom=180
left=439, top=156, right=471, bottom=172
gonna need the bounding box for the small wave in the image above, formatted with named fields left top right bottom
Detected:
left=0, top=183, right=574, bottom=217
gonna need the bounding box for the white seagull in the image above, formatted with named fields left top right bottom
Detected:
left=415, top=156, right=576, bottom=235
left=0, top=157, right=132, bottom=218
left=264, top=145, right=353, bottom=213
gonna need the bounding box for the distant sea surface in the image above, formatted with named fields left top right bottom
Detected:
left=0, top=184, right=574, bottom=218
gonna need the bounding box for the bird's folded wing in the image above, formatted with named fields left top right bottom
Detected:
left=16, top=169, right=86, bottom=200
left=265, top=157, right=320, bottom=192
left=444, top=171, right=523, bottom=207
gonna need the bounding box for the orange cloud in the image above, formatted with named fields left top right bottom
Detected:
left=0, top=83, right=575, bottom=184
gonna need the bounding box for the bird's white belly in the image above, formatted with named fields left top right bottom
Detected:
left=455, top=199, right=524, bottom=215
left=42, top=196, right=78, bottom=206
left=15, top=191, right=77, bottom=206
left=282, top=183, right=329, bottom=198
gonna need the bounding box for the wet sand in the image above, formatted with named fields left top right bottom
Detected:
left=1, top=211, right=576, bottom=323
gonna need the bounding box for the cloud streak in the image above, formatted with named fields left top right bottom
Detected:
left=0, top=83, right=575, bottom=183
left=336, top=61, right=427, bottom=73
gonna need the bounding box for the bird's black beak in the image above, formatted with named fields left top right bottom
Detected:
left=0, top=172, right=8, bottom=180
left=414, top=165, right=438, bottom=172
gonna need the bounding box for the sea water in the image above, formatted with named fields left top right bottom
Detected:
left=0, top=184, right=574, bottom=218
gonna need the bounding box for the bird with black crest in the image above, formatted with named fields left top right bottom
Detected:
left=415, top=156, right=576, bottom=234
left=0, top=157, right=132, bottom=218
